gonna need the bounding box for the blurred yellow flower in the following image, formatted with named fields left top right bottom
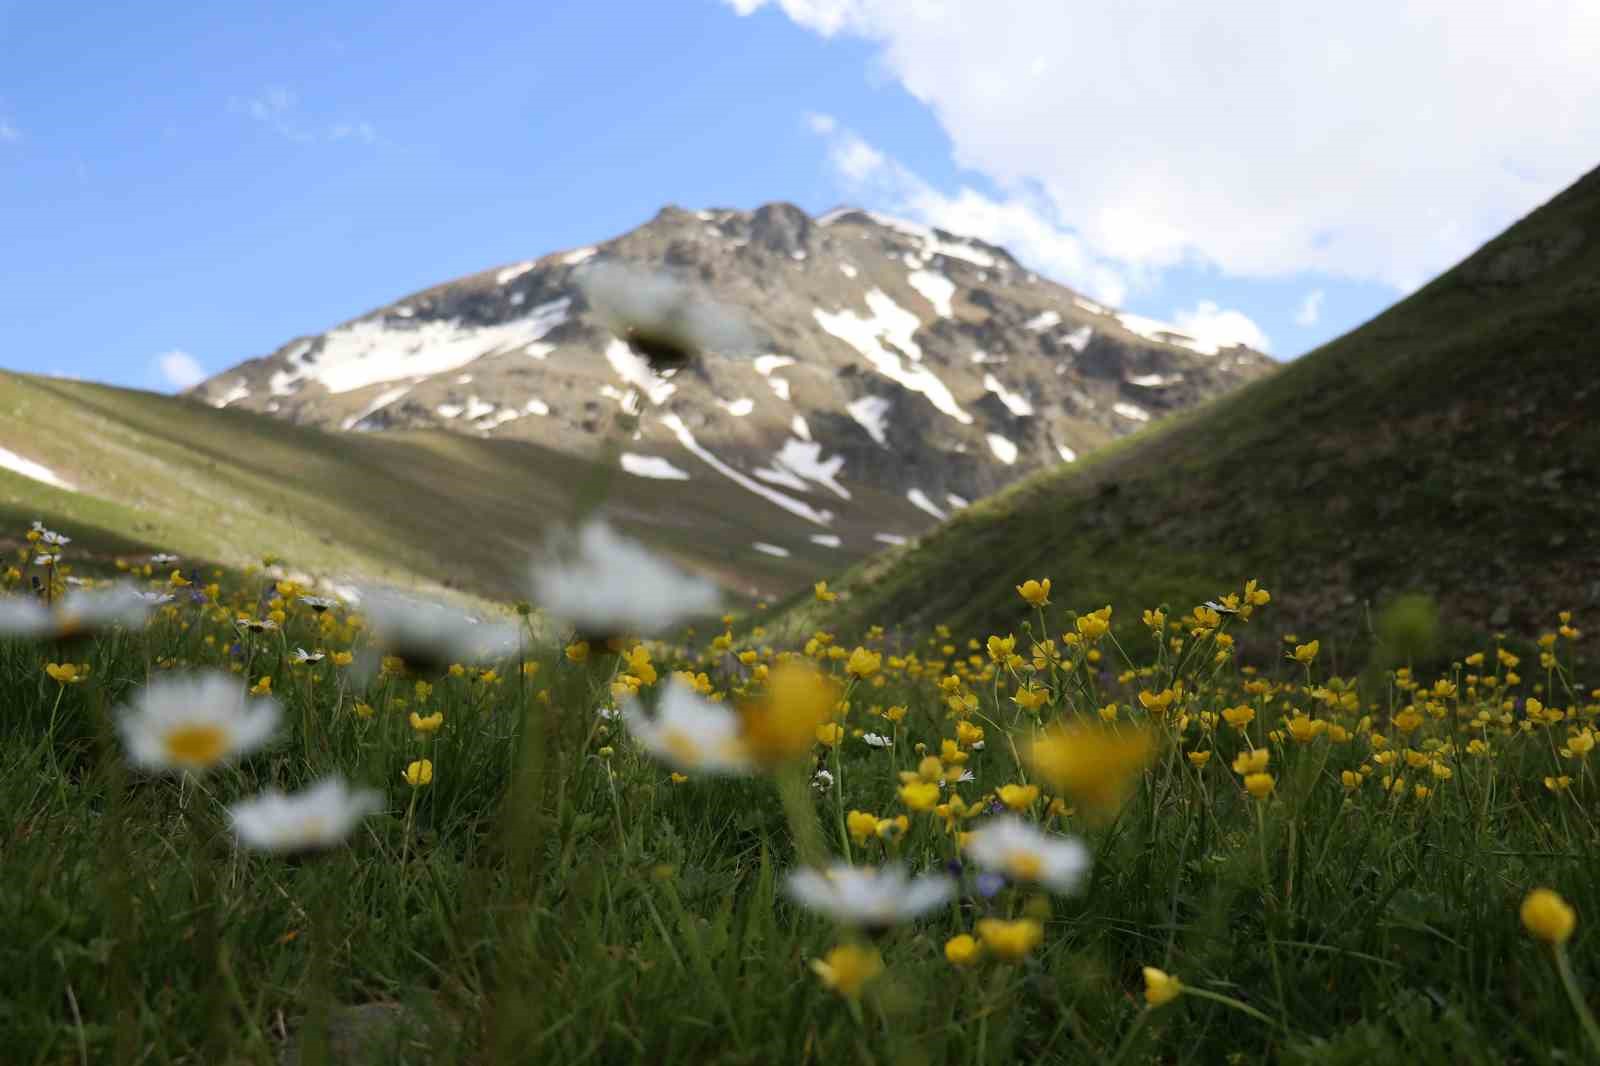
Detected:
left=944, top=934, right=982, bottom=966
left=737, top=662, right=837, bottom=768
left=45, top=662, right=89, bottom=685
left=976, top=918, right=1043, bottom=962
left=409, top=711, right=444, bottom=734
left=1521, top=888, right=1576, bottom=945
left=403, top=759, right=434, bottom=787
left=1143, top=967, right=1183, bottom=1007
left=1025, top=721, right=1154, bottom=816
left=809, top=944, right=882, bottom=998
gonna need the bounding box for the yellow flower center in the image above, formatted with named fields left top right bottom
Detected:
left=162, top=724, right=229, bottom=768
left=1006, top=849, right=1043, bottom=881
left=663, top=728, right=701, bottom=766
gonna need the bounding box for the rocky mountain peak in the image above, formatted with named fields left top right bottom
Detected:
left=191, top=202, right=1275, bottom=561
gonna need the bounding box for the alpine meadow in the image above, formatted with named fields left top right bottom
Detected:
left=4, top=8, right=1600, bottom=1064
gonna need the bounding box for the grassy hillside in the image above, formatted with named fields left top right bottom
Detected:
left=0, top=373, right=931, bottom=603
left=782, top=164, right=1600, bottom=661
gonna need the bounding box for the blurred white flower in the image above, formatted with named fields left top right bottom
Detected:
left=785, top=863, right=953, bottom=928
left=117, top=672, right=282, bottom=774
left=298, top=594, right=337, bottom=613
left=292, top=648, right=326, bottom=664
left=862, top=733, right=893, bottom=748
left=150, top=552, right=179, bottom=565
left=621, top=676, right=751, bottom=775
left=357, top=587, right=525, bottom=672
left=964, top=816, right=1090, bottom=894
left=532, top=520, right=719, bottom=637
left=812, top=768, right=835, bottom=792
left=34, top=553, right=60, bottom=567
left=228, top=776, right=384, bottom=853
left=40, top=531, right=70, bottom=546
left=0, top=585, right=152, bottom=642
left=577, top=260, right=757, bottom=370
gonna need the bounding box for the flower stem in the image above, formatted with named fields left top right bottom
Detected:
left=1554, top=944, right=1600, bottom=1057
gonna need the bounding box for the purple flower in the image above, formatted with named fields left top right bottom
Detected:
left=976, top=872, right=1006, bottom=899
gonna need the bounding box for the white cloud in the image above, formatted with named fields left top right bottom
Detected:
left=813, top=121, right=1131, bottom=306
left=155, top=350, right=207, bottom=391
left=731, top=0, right=1600, bottom=291
left=1294, top=290, right=1325, bottom=327
left=1171, top=301, right=1270, bottom=354
left=0, top=119, right=18, bottom=143
left=805, top=111, right=837, bottom=135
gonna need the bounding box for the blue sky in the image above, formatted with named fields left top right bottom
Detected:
left=3, top=1, right=1595, bottom=390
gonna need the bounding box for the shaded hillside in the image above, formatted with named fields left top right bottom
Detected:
left=783, top=164, right=1600, bottom=661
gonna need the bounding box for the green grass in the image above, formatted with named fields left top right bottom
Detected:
left=781, top=163, right=1600, bottom=659
left=4, top=553, right=1599, bottom=1064
left=0, top=371, right=917, bottom=606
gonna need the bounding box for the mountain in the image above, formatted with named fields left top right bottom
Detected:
left=769, top=166, right=1600, bottom=657
left=191, top=203, right=1274, bottom=560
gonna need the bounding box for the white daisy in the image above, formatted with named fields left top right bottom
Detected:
left=357, top=587, right=525, bottom=671
left=939, top=769, right=976, bottom=788
left=117, top=672, right=282, bottom=774
left=576, top=260, right=756, bottom=370
left=621, top=676, right=751, bottom=775
left=34, top=553, right=60, bottom=567
left=862, top=733, right=893, bottom=748
left=785, top=863, right=954, bottom=928
left=0, top=585, right=152, bottom=641
left=964, top=816, right=1090, bottom=894
left=298, top=594, right=337, bottom=613
left=1203, top=600, right=1238, bottom=615
left=150, top=552, right=179, bottom=565
left=812, top=768, right=835, bottom=792
left=228, top=776, right=384, bottom=854
left=531, top=520, right=719, bottom=637
left=134, top=591, right=176, bottom=606
left=40, top=531, right=71, bottom=546
left=292, top=648, right=326, bottom=665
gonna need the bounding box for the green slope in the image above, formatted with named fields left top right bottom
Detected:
left=0, top=373, right=916, bottom=603
left=785, top=164, right=1600, bottom=658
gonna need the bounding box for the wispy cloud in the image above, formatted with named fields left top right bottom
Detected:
left=154, top=350, right=207, bottom=391
left=1172, top=301, right=1271, bottom=354
left=1294, top=289, right=1325, bottom=327
left=0, top=118, right=19, bottom=143
left=232, top=86, right=377, bottom=145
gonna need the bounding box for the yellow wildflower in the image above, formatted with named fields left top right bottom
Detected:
left=976, top=918, right=1043, bottom=962
left=810, top=944, right=882, bottom=998
left=944, top=934, right=982, bottom=967
left=997, top=784, right=1040, bottom=812
left=1024, top=720, right=1155, bottom=817
left=1016, top=579, right=1051, bottom=608
left=1521, top=888, right=1576, bottom=945
left=813, top=581, right=837, bottom=604
left=1143, top=967, right=1184, bottom=1007
left=403, top=759, right=434, bottom=787
left=409, top=711, right=444, bottom=734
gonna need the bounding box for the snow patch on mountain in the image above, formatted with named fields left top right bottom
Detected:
left=660, top=414, right=833, bottom=527
left=621, top=453, right=691, bottom=480
left=906, top=488, right=947, bottom=521
left=605, top=338, right=677, bottom=406
left=496, top=262, right=535, bottom=285
left=907, top=269, right=956, bottom=317
left=983, top=374, right=1034, bottom=416
left=341, top=385, right=412, bottom=431
left=0, top=448, right=75, bottom=492
left=847, top=395, right=892, bottom=447
left=813, top=290, right=973, bottom=424
left=986, top=433, right=1019, bottom=464
left=1113, top=401, right=1152, bottom=422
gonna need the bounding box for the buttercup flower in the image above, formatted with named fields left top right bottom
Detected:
left=785, top=863, right=954, bottom=928
left=945, top=934, right=982, bottom=966
left=1024, top=721, right=1155, bottom=816
left=403, top=759, right=434, bottom=787
left=117, top=672, right=281, bottom=774
left=809, top=943, right=883, bottom=999
left=975, top=917, right=1043, bottom=961
left=1521, top=888, right=1576, bottom=945
left=964, top=816, right=1089, bottom=894
left=228, top=776, right=383, bottom=854
left=1143, top=967, right=1184, bottom=1007
left=531, top=520, right=720, bottom=638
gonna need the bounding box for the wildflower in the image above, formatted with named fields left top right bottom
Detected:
left=250, top=676, right=273, bottom=696
left=1075, top=607, right=1112, bottom=642
left=576, top=259, right=754, bottom=371
left=975, top=918, right=1043, bottom=962
left=358, top=588, right=523, bottom=673
left=1016, top=579, right=1051, bottom=608
left=1024, top=721, right=1155, bottom=816
left=403, top=759, right=434, bottom=787
left=944, top=934, right=982, bottom=967
left=228, top=776, right=383, bottom=854
left=622, top=676, right=751, bottom=775
left=955, top=720, right=985, bottom=748
left=565, top=640, right=590, bottom=663
left=352, top=701, right=375, bottom=720
left=292, top=648, right=326, bottom=665
left=1143, top=967, right=1183, bottom=1007
left=847, top=810, right=881, bottom=845
left=1138, top=689, right=1176, bottom=715
left=811, top=768, right=834, bottom=792
left=1012, top=683, right=1049, bottom=713
left=1285, top=715, right=1327, bottom=743
left=965, top=817, right=1089, bottom=894
left=531, top=520, right=719, bottom=638
left=815, top=722, right=844, bottom=747
left=116, top=672, right=281, bottom=775
left=409, top=711, right=444, bottom=734
left=899, top=780, right=941, bottom=811
left=809, top=943, right=883, bottom=999
left=814, top=581, right=837, bottom=603
left=1563, top=730, right=1595, bottom=758
left=785, top=863, right=954, bottom=928
left=861, top=732, right=893, bottom=748
left=0, top=585, right=151, bottom=642
left=1290, top=640, right=1320, bottom=665
left=1521, top=888, right=1576, bottom=945
left=298, top=594, right=337, bottom=613
left=737, top=662, right=837, bottom=768
left=45, top=662, right=89, bottom=685
left=845, top=646, right=881, bottom=679
left=1244, top=772, right=1276, bottom=800
left=1187, top=750, right=1212, bottom=769
left=1231, top=749, right=1270, bottom=775
left=997, top=784, right=1040, bottom=812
